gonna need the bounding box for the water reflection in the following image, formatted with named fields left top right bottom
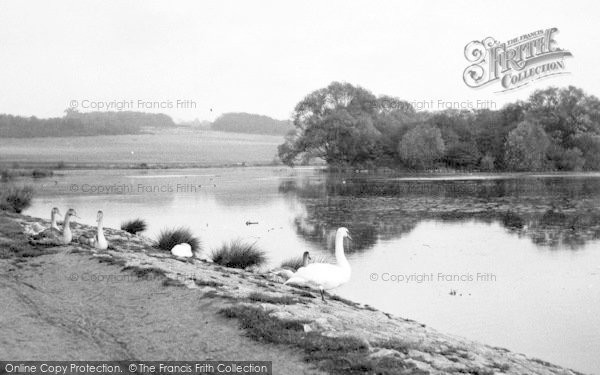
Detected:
left=281, top=174, right=600, bottom=250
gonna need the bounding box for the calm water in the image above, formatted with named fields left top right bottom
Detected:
left=19, top=167, right=600, bottom=374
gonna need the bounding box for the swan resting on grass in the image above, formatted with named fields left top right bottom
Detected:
left=78, top=210, right=108, bottom=250
left=171, top=243, right=193, bottom=257
left=285, top=227, right=352, bottom=302
left=270, top=251, right=312, bottom=280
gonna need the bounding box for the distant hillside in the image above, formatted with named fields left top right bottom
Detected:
left=211, top=112, right=293, bottom=135
left=0, top=110, right=176, bottom=138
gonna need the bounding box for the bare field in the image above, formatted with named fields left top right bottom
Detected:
left=0, top=128, right=284, bottom=167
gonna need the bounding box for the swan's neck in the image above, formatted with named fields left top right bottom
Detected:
left=51, top=212, right=57, bottom=228
left=97, top=218, right=105, bottom=239
left=335, top=234, right=350, bottom=269
left=302, top=254, right=309, bottom=266
left=63, top=215, right=72, bottom=241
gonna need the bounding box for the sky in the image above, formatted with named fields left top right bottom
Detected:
left=0, top=0, right=598, bottom=122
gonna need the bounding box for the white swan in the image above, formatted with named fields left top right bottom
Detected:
left=271, top=251, right=312, bottom=280
left=78, top=210, right=108, bottom=250
left=171, top=243, right=193, bottom=257
left=61, top=208, right=78, bottom=244
left=285, top=227, right=352, bottom=302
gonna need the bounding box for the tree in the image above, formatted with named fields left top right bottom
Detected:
left=573, top=134, right=600, bottom=170
left=278, top=82, right=384, bottom=167
left=526, top=86, right=600, bottom=148
left=504, top=121, right=550, bottom=171
left=398, top=125, right=445, bottom=169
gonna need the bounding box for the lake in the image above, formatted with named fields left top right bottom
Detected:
left=19, top=167, right=600, bottom=374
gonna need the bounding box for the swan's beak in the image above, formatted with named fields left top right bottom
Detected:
left=56, top=211, right=62, bottom=217
left=308, top=255, right=313, bottom=260
left=347, top=234, right=353, bottom=241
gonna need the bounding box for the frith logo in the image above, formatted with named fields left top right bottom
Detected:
left=463, top=28, right=573, bottom=92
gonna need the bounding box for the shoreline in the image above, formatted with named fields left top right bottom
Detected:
left=0, top=211, right=587, bottom=374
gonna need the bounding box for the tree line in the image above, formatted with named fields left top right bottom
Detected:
left=278, top=82, right=600, bottom=171
left=211, top=112, right=293, bottom=135
left=0, top=109, right=175, bottom=138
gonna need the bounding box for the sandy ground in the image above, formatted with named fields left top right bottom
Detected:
left=0, top=251, right=322, bottom=374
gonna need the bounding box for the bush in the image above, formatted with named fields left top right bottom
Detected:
left=479, top=154, right=495, bottom=171
left=31, top=169, right=53, bottom=178
left=211, top=239, right=266, bottom=269
left=121, top=218, right=147, bottom=234
left=0, top=185, right=34, bottom=213
left=1, top=170, right=12, bottom=182
left=156, top=227, right=201, bottom=254
left=501, top=211, right=524, bottom=229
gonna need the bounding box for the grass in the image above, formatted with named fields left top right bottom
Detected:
left=501, top=211, right=525, bottom=229
left=218, top=304, right=421, bottom=374
left=31, top=169, right=53, bottom=178
left=122, top=265, right=167, bottom=279
left=194, top=278, right=224, bottom=288
left=120, top=218, right=147, bottom=235
left=0, top=185, right=34, bottom=213
left=155, top=227, right=201, bottom=254
left=211, top=239, right=266, bottom=269
left=247, top=292, right=299, bottom=305
left=0, top=215, right=51, bottom=259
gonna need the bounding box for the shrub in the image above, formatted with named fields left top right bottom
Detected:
left=156, top=227, right=201, bottom=254
left=501, top=211, right=524, bottom=229
left=1, top=170, right=12, bottom=182
left=0, top=185, right=34, bottom=213
left=31, top=169, right=53, bottom=178
left=211, top=239, right=266, bottom=269
left=121, top=218, right=147, bottom=234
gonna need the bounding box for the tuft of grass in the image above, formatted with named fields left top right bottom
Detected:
left=122, top=265, right=167, bottom=279
left=155, top=227, right=201, bottom=254
left=162, top=278, right=186, bottom=287
left=501, top=211, right=524, bottom=229
left=0, top=185, right=34, bottom=213
left=247, top=292, right=299, bottom=305
left=120, top=218, right=147, bottom=235
left=1, top=169, right=12, bottom=182
left=31, top=169, right=53, bottom=178
left=194, top=278, right=224, bottom=288
left=211, top=239, right=266, bottom=269
left=97, top=256, right=128, bottom=267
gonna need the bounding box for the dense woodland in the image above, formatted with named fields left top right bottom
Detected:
left=0, top=109, right=175, bottom=137
left=278, top=82, right=600, bottom=171
left=211, top=112, right=293, bottom=135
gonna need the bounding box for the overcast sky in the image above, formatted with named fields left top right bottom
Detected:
left=0, top=0, right=598, bottom=122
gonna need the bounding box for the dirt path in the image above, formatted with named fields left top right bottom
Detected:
left=0, top=250, right=322, bottom=374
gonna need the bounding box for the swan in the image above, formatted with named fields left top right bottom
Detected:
left=171, top=243, right=193, bottom=257
left=78, top=210, right=108, bottom=250
left=270, top=251, right=312, bottom=280
left=29, top=207, right=61, bottom=235
left=30, top=208, right=78, bottom=246
left=285, top=227, right=352, bottom=302
left=60, top=208, right=79, bottom=244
